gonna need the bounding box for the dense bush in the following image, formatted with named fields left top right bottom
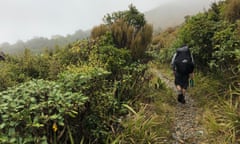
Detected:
left=0, top=62, right=147, bottom=143
left=58, top=66, right=117, bottom=143
left=0, top=62, right=20, bottom=91
left=0, top=79, right=88, bottom=143
left=98, top=45, right=132, bottom=79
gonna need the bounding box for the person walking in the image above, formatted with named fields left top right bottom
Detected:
left=171, top=45, right=194, bottom=104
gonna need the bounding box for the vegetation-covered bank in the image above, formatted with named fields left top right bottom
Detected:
left=0, top=0, right=240, bottom=143
left=153, top=0, right=240, bottom=143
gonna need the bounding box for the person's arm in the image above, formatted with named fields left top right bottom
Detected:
left=189, top=53, right=195, bottom=79
left=191, top=53, right=194, bottom=64
left=171, top=53, right=176, bottom=70
left=171, top=53, right=177, bottom=75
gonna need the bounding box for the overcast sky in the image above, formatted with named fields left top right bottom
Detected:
left=0, top=0, right=216, bottom=44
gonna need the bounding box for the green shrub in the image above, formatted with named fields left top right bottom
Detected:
left=58, top=66, right=119, bottom=143
left=0, top=79, right=88, bottom=143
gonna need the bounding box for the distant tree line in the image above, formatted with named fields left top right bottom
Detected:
left=0, top=29, right=90, bottom=55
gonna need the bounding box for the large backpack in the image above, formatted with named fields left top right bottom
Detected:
left=174, top=46, right=194, bottom=75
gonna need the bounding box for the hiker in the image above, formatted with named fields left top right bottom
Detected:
left=171, top=45, right=194, bottom=104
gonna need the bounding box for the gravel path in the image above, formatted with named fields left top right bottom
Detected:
left=151, top=68, right=206, bottom=144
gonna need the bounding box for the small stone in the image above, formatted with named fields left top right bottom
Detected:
left=196, top=130, right=204, bottom=136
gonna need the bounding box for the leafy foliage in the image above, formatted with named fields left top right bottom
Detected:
left=58, top=66, right=117, bottom=143
left=103, top=4, right=146, bottom=28
left=0, top=61, right=19, bottom=91
left=98, top=45, right=131, bottom=79
left=178, top=13, right=216, bottom=66
left=211, top=21, right=240, bottom=70
left=0, top=79, right=88, bottom=143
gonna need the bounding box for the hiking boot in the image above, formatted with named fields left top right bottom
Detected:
left=177, top=94, right=186, bottom=104
left=181, top=96, right=186, bottom=104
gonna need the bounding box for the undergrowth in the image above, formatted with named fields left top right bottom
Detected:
left=189, top=71, right=240, bottom=143
left=110, top=62, right=176, bottom=144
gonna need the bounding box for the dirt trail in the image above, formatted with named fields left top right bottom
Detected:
left=151, top=68, right=206, bottom=144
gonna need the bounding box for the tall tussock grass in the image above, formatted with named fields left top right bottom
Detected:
left=191, top=70, right=240, bottom=143
left=114, top=104, right=172, bottom=144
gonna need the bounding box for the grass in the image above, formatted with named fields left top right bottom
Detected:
left=108, top=61, right=176, bottom=144
left=189, top=70, right=240, bottom=143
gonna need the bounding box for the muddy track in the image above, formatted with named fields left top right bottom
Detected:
left=151, top=68, right=206, bottom=144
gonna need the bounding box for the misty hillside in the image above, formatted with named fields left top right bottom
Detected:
left=145, top=0, right=216, bottom=31
left=0, top=29, right=90, bottom=55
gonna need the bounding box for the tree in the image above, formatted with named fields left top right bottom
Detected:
left=91, top=24, right=109, bottom=39
left=208, top=2, right=221, bottom=21
left=102, top=4, right=152, bottom=60
left=223, top=0, right=240, bottom=23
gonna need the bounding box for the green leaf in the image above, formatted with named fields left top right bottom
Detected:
left=0, top=123, right=6, bottom=129
left=122, top=104, right=137, bottom=115
left=49, top=114, right=59, bottom=120
left=32, top=123, right=44, bottom=128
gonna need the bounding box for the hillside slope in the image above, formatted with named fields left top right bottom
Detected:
left=145, top=0, right=217, bottom=31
